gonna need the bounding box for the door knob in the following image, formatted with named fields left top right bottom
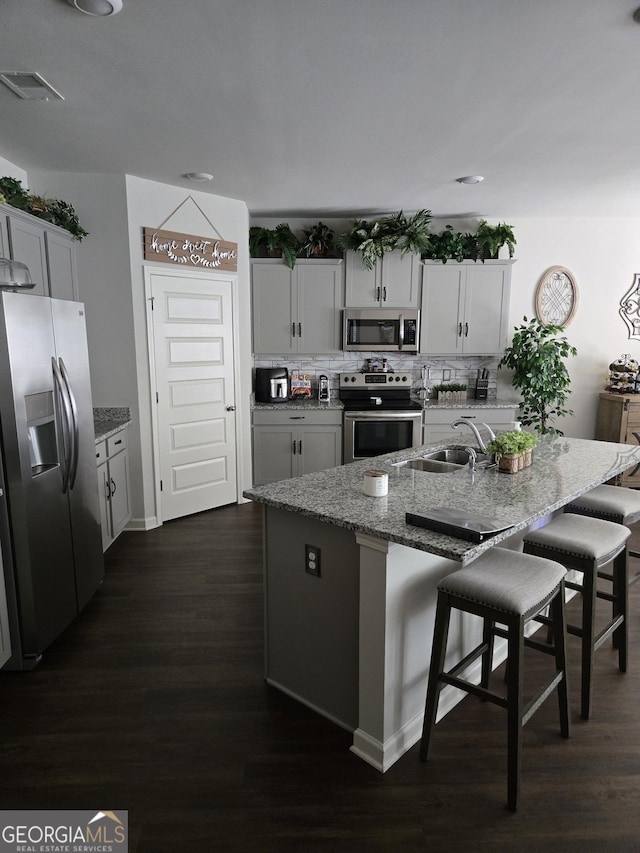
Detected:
left=226, top=405, right=236, bottom=411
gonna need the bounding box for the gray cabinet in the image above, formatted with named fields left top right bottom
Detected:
left=2, top=207, right=79, bottom=301
left=96, top=429, right=131, bottom=550
left=420, top=260, right=514, bottom=355
left=423, top=406, right=518, bottom=445
left=345, top=250, right=421, bottom=308
left=252, top=408, right=342, bottom=485
left=252, top=259, right=343, bottom=355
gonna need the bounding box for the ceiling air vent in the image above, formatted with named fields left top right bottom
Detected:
left=0, top=72, right=64, bottom=101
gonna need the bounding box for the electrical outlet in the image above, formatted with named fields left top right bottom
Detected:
left=305, top=544, right=321, bottom=577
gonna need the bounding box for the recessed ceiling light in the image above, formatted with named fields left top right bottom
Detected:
left=456, top=175, right=484, bottom=185
left=184, top=172, right=213, bottom=183
left=67, top=0, right=123, bottom=16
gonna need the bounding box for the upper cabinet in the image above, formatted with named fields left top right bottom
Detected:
left=420, top=260, right=514, bottom=355
left=252, top=258, right=344, bottom=355
left=1, top=206, right=79, bottom=301
left=344, top=250, right=421, bottom=308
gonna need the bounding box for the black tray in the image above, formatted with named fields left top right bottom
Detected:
left=405, top=507, right=513, bottom=543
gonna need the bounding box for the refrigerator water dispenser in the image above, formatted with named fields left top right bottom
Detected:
left=26, top=391, right=58, bottom=476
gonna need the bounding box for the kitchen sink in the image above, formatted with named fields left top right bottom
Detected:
left=400, top=458, right=466, bottom=474
left=422, top=448, right=474, bottom=465
left=393, top=445, right=494, bottom=474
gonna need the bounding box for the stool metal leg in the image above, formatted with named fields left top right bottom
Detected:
left=420, top=591, right=451, bottom=762
left=481, top=617, right=495, bottom=690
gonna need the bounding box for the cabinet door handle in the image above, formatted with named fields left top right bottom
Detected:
left=298, top=440, right=302, bottom=454
left=292, top=323, right=296, bottom=337
left=114, top=438, right=122, bottom=446
left=458, top=322, right=463, bottom=337
left=376, top=287, right=381, bottom=302
left=105, top=479, right=111, bottom=500
left=292, top=441, right=297, bottom=455
left=289, top=416, right=305, bottom=420
left=111, top=477, right=117, bottom=496
left=383, top=286, right=387, bottom=302
left=298, top=322, right=302, bottom=337
left=464, top=322, right=469, bottom=337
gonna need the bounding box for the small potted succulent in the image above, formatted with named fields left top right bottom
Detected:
left=249, top=223, right=300, bottom=269
left=486, top=430, right=538, bottom=473
left=299, top=221, right=335, bottom=257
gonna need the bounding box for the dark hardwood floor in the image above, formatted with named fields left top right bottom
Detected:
left=2, top=502, right=640, bottom=851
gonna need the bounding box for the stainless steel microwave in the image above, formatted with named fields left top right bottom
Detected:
left=343, top=309, right=420, bottom=352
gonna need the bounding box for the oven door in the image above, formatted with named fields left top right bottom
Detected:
left=343, top=410, right=423, bottom=464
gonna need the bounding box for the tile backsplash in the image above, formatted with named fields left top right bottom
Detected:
left=253, top=353, right=500, bottom=400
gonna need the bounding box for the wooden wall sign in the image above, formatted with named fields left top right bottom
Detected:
left=143, top=227, right=238, bottom=272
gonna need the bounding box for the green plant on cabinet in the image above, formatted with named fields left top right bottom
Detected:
left=249, top=223, right=300, bottom=269
left=0, top=176, right=88, bottom=240
left=338, top=209, right=432, bottom=270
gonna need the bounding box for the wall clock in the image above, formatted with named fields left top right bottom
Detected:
left=535, top=266, right=579, bottom=327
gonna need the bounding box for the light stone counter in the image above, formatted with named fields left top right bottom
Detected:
left=93, top=407, right=131, bottom=443
left=244, top=435, right=640, bottom=775
left=245, top=435, right=640, bottom=565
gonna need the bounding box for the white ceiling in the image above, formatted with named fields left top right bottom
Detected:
left=1, top=0, right=640, bottom=219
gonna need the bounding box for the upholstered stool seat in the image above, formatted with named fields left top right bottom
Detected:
left=523, top=513, right=630, bottom=720
left=420, top=547, right=570, bottom=812
left=566, top=484, right=640, bottom=584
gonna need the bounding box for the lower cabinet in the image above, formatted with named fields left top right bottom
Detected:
left=96, top=428, right=132, bottom=551
left=252, top=409, right=342, bottom=485
left=423, top=406, right=518, bottom=445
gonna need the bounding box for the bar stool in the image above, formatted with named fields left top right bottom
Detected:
left=420, top=547, right=570, bottom=812
left=565, top=484, right=640, bottom=586
left=523, top=513, right=630, bottom=720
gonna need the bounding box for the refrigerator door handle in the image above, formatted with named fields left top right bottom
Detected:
left=59, top=358, right=80, bottom=490
left=51, top=356, right=72, bottom=494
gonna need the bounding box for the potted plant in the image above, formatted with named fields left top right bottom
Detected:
left=432, top=382, right=467, bottom=403
left=486, top=430, right=526, bottom=473
left=516, top=430, right=538, bottom=467
left=424, top=225, right=480, bottom=263
left=475, top=220, right=517, bottom=260
left=0, top=177, right=89, bottom=240
left=0, top=176, right=31, bottom=211
left=338, top=209, right=432, bottom=270
left=299, top=221, right=335, bottom=257
left=249, top=223, right=300, bottom=269
left=499, top=316, right=577, bottom=435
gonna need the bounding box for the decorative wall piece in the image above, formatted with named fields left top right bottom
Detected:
left=143, top=227, right=238, bottom=272
left=535, top=266, right=579, bottom=327
left=619, top=273, right=640, bottom=341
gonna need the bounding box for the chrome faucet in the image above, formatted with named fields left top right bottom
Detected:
left=451, top=419, right=496, bottom=453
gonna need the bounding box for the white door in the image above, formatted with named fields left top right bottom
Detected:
left=147, top=268, right=238, bottom=522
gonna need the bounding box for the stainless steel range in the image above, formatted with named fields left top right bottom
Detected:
left=340, top=371, right=423, bottom=464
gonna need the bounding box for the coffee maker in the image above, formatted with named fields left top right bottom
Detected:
left=255, top=367, right=289, bottom=403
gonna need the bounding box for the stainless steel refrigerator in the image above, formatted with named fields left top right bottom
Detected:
left=0, top=292, right=104, bottom=670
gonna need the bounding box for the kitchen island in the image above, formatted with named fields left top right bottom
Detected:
left=244, top=435, right=640, bottom=772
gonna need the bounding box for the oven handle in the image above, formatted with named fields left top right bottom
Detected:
left=344, top=411, right=422, bottom=421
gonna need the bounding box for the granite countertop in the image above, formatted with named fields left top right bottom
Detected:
left=243, top=436, right=640, bottom=565
left=252, top=398, right=344, bottom=411
left=93, top=407, right=131, bottom=442
left=251, top=397, right=517, bottom=412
